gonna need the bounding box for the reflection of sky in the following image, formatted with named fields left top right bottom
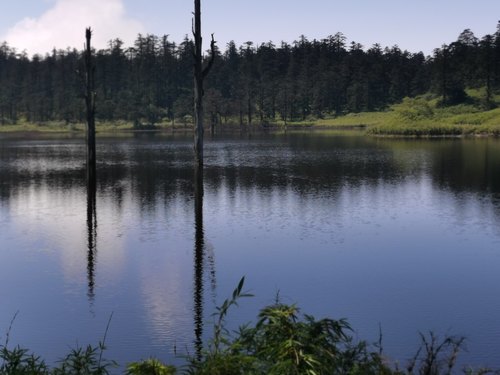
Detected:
left=1, top=135, right=500, bottom=370
left=204, top=176, right=500, bottom=369
left=5, top=183, right=126, bottom=287
left=0, top=177, right=200, bottom=366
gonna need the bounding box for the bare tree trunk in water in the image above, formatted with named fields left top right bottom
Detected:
left=192, top=2, right=215, bottom=355
left=85, top=28, right=96, bottom=181
left=193, top=0, right=215, bottom=167
left=83, top=27, right=97, bottom=308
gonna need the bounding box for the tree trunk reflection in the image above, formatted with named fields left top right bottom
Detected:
left=193, top=165, right=204, bottom=361
left=86, top=166, right=97, bottom=305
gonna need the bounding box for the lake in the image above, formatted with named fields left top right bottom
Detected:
left=1, top=130, right=500, bottom=370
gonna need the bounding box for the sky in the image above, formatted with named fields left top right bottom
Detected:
left=1, top=0, right=499, bottom=57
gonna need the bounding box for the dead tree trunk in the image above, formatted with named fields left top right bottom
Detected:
left=84, top=28, right=96, bottom=181
left=84, top=29, right=97, bottom=305
left=193, top=0, right=215, bottom=167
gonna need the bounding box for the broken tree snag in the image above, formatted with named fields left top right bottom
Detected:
left=85, top=27, right=96, bottom=179
left=193, top=0, right=216, bottom=167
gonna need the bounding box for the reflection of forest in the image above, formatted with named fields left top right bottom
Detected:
left=1, top=135, right=500, bottom=215
left=374, top=138, right=500, bottom=193
left=2, top=134, right=500, bottom=361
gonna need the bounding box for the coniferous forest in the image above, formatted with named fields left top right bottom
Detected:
left=1, top=23, right=500, bottom=127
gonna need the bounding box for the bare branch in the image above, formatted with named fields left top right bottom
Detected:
left=202, top=33, right=216, bottom=79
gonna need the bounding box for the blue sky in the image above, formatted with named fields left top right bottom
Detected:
left=1, top=0, right=499, bottom=56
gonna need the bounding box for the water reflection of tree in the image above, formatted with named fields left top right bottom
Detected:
left=86, top=167, right=97, bottom=305
left=193, top=165, right=205, bottom=360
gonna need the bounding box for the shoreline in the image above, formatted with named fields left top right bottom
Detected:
left=2, top=109, right=500, bottom=138
left=1, top=123, right=499, bottom=138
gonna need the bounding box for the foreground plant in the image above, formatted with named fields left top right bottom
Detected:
left=127, top=358, right=176, bottom=375
left=185, top=277, right=394, bottom=375
left=1, top=312, right=116, bottom=375
left=51, top=343, right=116, bottom=375
left=2, top=279, right=498, bottom=374
left=0, top=345, right=49, bottom=375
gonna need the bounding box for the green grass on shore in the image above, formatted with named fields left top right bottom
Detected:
left=3, top=89, right=500, bottom=136
left=367, top=96, right=500, bottom=136
left=0, top=120, right=164, bottom=133
left=281, top=89, right=500, bottom=136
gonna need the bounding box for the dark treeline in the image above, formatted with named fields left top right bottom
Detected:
left=1, top=23, right=500, bottom=127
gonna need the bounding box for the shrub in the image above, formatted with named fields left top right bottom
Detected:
left=395, top=98, right=434, bottom=122
left=186, top=277, right=394, bottom=375
left=127, top=358, right=176, bottom=375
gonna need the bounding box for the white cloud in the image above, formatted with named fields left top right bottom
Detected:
left=3, top=0, right=144, bottom=55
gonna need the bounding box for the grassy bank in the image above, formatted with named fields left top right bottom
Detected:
left=2, top=90, right=500, bottom=137
left=0, top=120, right=176, bottom=134
left=367, top=95, right=500, bottom=136
left=0, top=120, right=130, bottom=133
left=306, top=89, right=500, bottom=136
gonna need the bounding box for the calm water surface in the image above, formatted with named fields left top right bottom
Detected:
left=1, top=131, right=500, bottom=370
